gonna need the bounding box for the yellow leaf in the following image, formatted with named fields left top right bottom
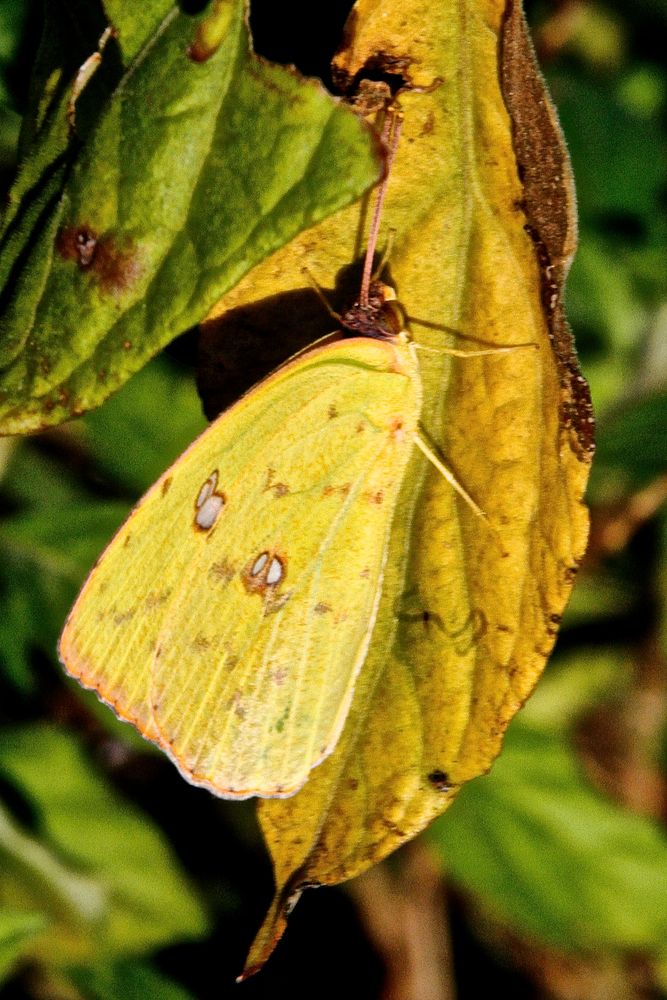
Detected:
left=212, top=0, right=592, bottom=977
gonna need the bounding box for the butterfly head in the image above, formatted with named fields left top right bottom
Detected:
left=340, top=280, right=406, bottom=343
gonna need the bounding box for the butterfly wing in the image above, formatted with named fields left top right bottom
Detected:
left=60, top=337, right=420, bottom=797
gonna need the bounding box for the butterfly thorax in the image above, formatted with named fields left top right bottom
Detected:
left=341, top=280, right=406, bottom=343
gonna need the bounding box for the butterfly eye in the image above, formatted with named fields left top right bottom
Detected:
left=194, top=470, right=226, bottom=531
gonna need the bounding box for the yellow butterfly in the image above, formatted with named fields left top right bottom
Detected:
left=59, top=119, right=489, bottom=799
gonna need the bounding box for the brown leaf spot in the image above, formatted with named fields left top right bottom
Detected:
left=348, top=79, right=392, bottom=116
left=161, top=476, right=173, bottom=496
left=192, top=634, right=210, bottom=652
left=56, top=225, right=98, bottom=267
left=328, top=404, right=338, bottom=419
left=427, top=769, right=452, bottom=792
left=122, top=534, right=132, bottom=548
left=57, top=226, right=143, bottom=296
left=314, top=603, right=332, bottom=615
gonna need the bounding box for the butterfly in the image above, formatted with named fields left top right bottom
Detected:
left=59, top=115, right=486, bottom=799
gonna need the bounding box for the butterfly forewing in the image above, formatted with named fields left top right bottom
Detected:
left=60, top=336, right=420, bottom=797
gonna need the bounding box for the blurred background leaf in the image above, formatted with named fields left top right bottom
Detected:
left=428, top=718, right=667, bottom=952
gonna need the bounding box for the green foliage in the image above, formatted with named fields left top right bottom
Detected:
left=0, top=725, right=206, bottom=984
left=0, top=357, right=204, bottom=693
left=0, top=499, right=128, bottom=690
left=80, top=359, right=207, bottom=494
left=0, top=909, right=47, bottom=983
left=69, top=959, right=198, bottom=1000
left=592, top=389, right=667, bottom=493
left=0, top=0, right=380, bottom=434
left=429, top=718, right=667, bottom=951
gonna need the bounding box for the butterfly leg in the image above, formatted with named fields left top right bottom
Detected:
left=413, top=434, right=487, bottom=522
left=414, top=342, right=538, bottom=358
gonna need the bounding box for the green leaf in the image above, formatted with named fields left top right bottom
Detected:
left=0, top=725, right=207, bottom=966
left=69, top=959, right=196, bottom=1000
left=562, top=568, right=635, bottom=625
left=81, top=358, right=207, bottom=494
left=0, top=909, right=47, bottom=984
left=591, top=389, right=667, bottom=493
left=428, top=722, right=667, bottom=953
left=551, top=70, right=667, bottom=223
left=519, top=649, right=630, bottom=732
left=0, top=1, right=30, bottom=106
left=1, top=439, right=91, bottom=509
left=0, top=500, right=128, bottom=688
left=0, top=0, right=381, bottom=434
left=0, top=356, right=204, bottom=689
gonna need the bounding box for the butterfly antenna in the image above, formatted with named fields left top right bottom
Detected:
left=301, top=266, right=344, bottom=323
left=359, top=111, right=403, bottom=307
left=371, top=228, right=396, bottom=283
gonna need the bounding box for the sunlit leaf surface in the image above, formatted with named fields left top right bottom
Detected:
left=199, top=0, right=592, bottom=975
left=0, top=0, right=381, bottom=433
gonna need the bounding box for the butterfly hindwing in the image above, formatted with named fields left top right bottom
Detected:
left=60, top=336, right=421, bottom=797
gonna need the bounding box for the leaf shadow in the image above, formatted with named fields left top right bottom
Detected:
left=196, top=257, right=375, bottom=420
